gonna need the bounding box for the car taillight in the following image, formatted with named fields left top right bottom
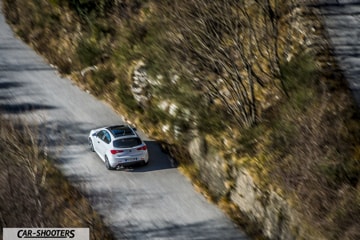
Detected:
left=137, top=145, right=147, bottom=151
left=111, top=149, right=124, bottom=154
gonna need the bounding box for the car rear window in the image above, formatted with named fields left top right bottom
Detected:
left=107, top=125, right=134, bottom=137
left=113, top=137, right=142, bottom=148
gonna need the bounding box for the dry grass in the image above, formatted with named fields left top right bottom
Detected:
left=243, top=52, right=360, bottom=239
left=0, top=117, right=115, bottom=239
left=2, top=0, right=359, bottom=239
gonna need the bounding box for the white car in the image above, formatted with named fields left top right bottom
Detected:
left=88, top=125, right=149, bottom=170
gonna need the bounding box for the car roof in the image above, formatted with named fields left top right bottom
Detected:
left=106, top=125, right=136, bottom=138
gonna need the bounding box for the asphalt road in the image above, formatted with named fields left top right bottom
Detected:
left=0, top=6, right=247, bottom=240
left=316, top=0, right=360, bottom=105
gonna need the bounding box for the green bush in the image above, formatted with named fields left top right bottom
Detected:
left=196, top=104, right=228, bottom=136
left=141, top=106, right=170, bottom=136
left=76, top=38, right=102, bottom=67
left=280, top=53, right=318, bottom=108
left=95, top=67, right=115, bottom=84
left=117, top=79, right=141, bottom=112
left=88, top=67, right=115, bottom=95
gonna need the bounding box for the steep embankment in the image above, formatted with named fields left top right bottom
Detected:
left=0, top=3, right=247, bottom=240
left=2, top=0, right=359, bottom=239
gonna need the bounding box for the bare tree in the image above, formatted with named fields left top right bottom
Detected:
left=254, top=0, right=299, bottom=95
left=163, top=0, right=296, bottom=127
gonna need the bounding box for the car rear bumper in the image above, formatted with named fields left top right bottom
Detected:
left=109, top=159, right=146, bottom=168
left=109, top=154, right=149, bottom=168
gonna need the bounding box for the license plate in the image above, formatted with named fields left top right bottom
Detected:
left=123, top=158, right=136, bottom=162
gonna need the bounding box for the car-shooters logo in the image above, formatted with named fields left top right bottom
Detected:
left=18, top=229, right=75, bottom=238
left=3, top=228, right=89, bottom=240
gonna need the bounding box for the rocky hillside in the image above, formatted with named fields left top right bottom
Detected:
left=2, top=0, right=359, bottom=239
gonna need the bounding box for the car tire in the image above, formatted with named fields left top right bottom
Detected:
left=89, top=138, right=94, bottom=152
left=105, top=156, right=115, bottom=170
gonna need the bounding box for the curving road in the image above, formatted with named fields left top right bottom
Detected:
left=0, top=5, right=247, bottom=240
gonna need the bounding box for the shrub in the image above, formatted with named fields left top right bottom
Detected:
left=85, top=66, right=115, bottom=95
left=76, top=38, right=102, bottom=67
left=117, top=79, right=141, bottom=112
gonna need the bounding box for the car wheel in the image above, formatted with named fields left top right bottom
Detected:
left=89, top=138, right=94, bottom=152
left=105, top=156, right=115, bottom=170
